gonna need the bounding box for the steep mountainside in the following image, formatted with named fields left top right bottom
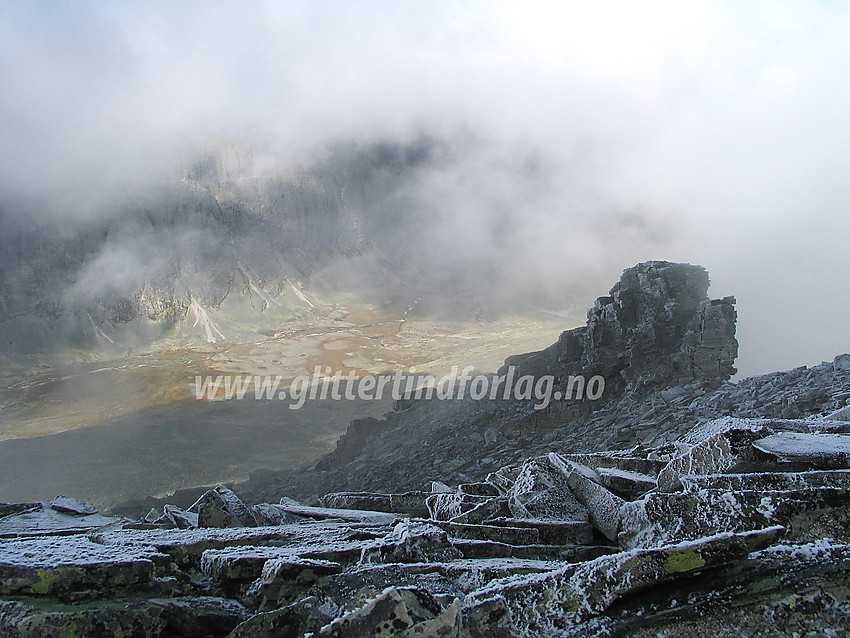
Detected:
left=0, top=139, right=448, bottom=356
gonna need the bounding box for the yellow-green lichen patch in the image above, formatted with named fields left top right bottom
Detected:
left=30, top=569, right=61, bottom=595
left=58, top=619, right=77, bottom=638
left=666, top=549, right=706, bottom=573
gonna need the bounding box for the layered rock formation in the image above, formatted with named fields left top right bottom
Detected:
left=504, top=260, right=738, bottom=393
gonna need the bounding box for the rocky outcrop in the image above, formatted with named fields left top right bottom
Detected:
left=504, top=260, right=737, bottom=393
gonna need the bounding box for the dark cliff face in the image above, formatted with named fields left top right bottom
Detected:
left=505, top=261, right=738, bottom=395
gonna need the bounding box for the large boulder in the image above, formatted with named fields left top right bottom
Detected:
left=506, top=457, right=588, bottom=522
left=194, top=486, right=256, bottom=528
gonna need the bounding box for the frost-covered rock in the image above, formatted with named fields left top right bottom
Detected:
left=227, top=596, right=333, bottom=638
left=0, top=535, right=167, bottom=598
left=163, top=504, right=198, bottom=529
left=361, top=520, right=461, bottom=564
left=619, top=485, right=849, bottom=549
left=425, top=492, right=492, bottom=521
left=459, top=482, right=502, bottom=497
left=193, top=485, right=256, bottom=528
left=315, top=586, right=452, bottom=637
left=49, top=495, right=98, bottom=516
left=449, top=498, right=512, bottom=525
left=322, top=491, right=431, bottom=517
left=433, top=521, right=540, bottom=546
left=0, top=503, right=119, bottom=538
left=482, top=518, right=594, bottom=545
left=249, top=502, right=302, bottom=526
left=752, top=432, right=850, bottom=467
left=679, top=469, right=850, bottom=492
left=464, top=527, right=782, bottom=636
left=595, top=467, right=657, bottom=497
left=0, top=599, right=166, bottom=638
left=485, top=465, right=521, bottom=495
left=558, top=451, right=667, bottom=479
left=565, top=470, right=624, bottom=542
left=246, top=557, right=343, bottom=608
left=277, top=500, right=400, bottom=524
left=825, top=404, right=850, bottom=421
left=656, top=432, right=736, bottom=492
left=507, top=457, right=588, bottom=522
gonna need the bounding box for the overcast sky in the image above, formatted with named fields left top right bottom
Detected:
left=1, top=1, right=848, bottom=377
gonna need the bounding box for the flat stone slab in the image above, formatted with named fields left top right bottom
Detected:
left=90, top=520, right=375, bottom=561
left=431, top=521, right=540, bottom=545
left=0, top=535, right=167, bottom=596
left=0, top=505, right=121, bottom=538
left=50, top=496, right=98, bottom=516
left=484, top=518, right=594, bottom=545
left=753, top=432, right=850, bottom=466
left=201, top=542, right=360, bottom=581
left=451, top=539, right=614, bottom=562
left=321, top=492, right=431, bottom=517
left=0, top=599, right=166, bottom=637
left=277, top=502, right=401, bottom=524
left=465, top=526, right=784, bottom=635
left=559, top=452, right=667, bottom=477
left=0, top=503, right=40, bottom=519
left=0, top=535, right=166, bottom=569
left=680, top=470, right=850, bottom=492
left=596, top=467, right=658, bottom=497
left=619, top=487, right=850, bottom=549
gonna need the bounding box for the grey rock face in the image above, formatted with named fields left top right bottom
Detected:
left=504, top=261, right=738, bottom=394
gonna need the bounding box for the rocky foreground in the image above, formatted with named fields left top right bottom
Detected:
left=2, top=262, right=850, bottom=637
left=1, top=412, right=850, bottom=637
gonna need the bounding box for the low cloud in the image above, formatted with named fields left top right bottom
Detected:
left=1, top=1, right=848, bottom=375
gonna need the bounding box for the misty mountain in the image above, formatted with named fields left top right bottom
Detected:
left=0, top=136, right=506, bottom=356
